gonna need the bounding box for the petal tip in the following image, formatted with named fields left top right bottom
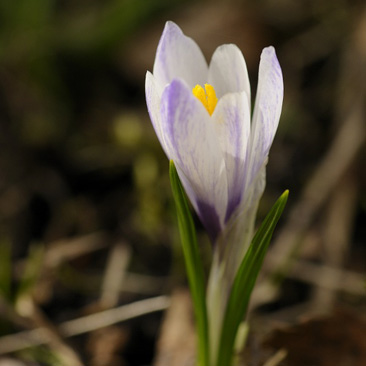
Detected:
left=163, top=21, right=182, bottom=37
left=261, top=46, right=282, bottom=71
left=145, top=70, right=152, bottom=82
left=262, top=45, right=276, bottom=54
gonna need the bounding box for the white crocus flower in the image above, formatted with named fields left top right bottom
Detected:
left=146, top=21, right=283, bottom=359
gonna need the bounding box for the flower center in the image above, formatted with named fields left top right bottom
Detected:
left=192, top=84, right=218, bottom=116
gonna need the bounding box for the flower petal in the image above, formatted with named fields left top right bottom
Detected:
left=219, top=164, right=266, bottom=284
left=248, top=47, right=283, bottom=183
left=208, top=44, right=251, bottom=106
left=160, top=78, right=228, bottom=240
left=153, top=21, right=208, bottom=90
left=211, top=91, right=251, bottom=221
left=145, top=71, right=168, bottom=154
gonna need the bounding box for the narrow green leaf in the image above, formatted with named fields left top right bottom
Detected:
left=169, top=161, right=209, bottom=366
left=0, top=239, right=12, bottom=301
left=216, top=190, right=289, bottom=366
left=16, top=243, right=44, bottom=301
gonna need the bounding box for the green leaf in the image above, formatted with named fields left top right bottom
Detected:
left=0, top=239, right=12, bottom=301
left=169, top=161, right=209, bottom=366
left=216, top=190, right=289, bottom=366
left=16, top=243, right=44, bottom=301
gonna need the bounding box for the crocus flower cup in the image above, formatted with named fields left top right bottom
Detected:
left=146, top=20, right=283, bottom=260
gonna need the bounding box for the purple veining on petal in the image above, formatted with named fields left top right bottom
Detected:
left=224, top=104, right=246, bottom=221
left=212, top=92, right=250, bottom=223
left=247, top=46, right=283, bottom=193
left=162, top=80, right=192, bottom=165
left=160, top=79, right=228, bottom=242
left=224, top=156, right=244, bottom=222
left=153, top=21, right=208, bottom=89
left=145, top=71, right=169, bottom=155
left=197, top=200, right=222, bottom=243
left=153, top=22, right=182, bottom=87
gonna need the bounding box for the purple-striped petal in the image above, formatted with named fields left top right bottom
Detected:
left=160, top=78, right=228, bottom=240
left=208, top=44, right=251, bottom=106
left=211, top=91, right=251, bottom=221
left=247, top=47, right=283, bottom=184
left=145, top=71, right=168, bottom=154
left=153, top=21, right=208, bottom=90
left=218, top=164, right=266, bottom=285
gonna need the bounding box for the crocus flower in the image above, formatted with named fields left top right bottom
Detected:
left=146, top=21, right=283, bottom=360
left=146, top=21, right=283, bottom=256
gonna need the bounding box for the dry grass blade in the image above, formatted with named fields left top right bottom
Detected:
left=262, top=348, right=287, bottom=366
left=44, top=233, right=109, bottom=269
left=154, top=289, right=196, bottom=366
left=0, top=296, right=170, bottom=354
left=100, top=242, right=131, bottom=308
left=16, top=298, right=83, bottom=366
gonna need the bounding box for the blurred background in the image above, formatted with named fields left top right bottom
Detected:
left=0, top=0, right=365, bottom=365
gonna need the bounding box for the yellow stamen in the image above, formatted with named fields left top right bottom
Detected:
left=192, top=83, right=218, bottom=115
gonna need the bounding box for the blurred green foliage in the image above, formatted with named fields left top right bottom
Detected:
left=0, top=0, right=188, bottom=146
left=0, top=239, right=44, bottom=305
left=0, top=240, right=12, bottom=301
left=0, top=0, right=190, bottom=251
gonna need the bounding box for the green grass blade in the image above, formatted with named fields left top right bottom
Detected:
left=216, top=190, right=289, bottom=366
left=16, top=243, right=44, bottom=302
left=169, top=161, right=209, bottom=366
left=0, top=239, right=12, bottom=301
